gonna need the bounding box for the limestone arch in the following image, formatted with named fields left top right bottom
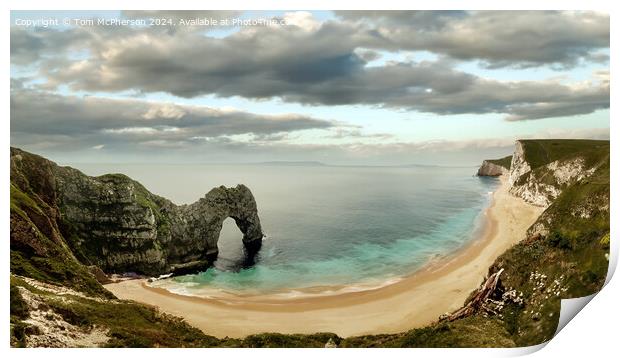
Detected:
left=184, top=184, right=264, bottom=263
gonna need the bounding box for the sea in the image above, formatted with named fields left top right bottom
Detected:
left=74, top=163, right=500, bottom=297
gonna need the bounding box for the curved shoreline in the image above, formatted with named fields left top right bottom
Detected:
left=147, top=187, right=493, bottom=303
left=105, top=175, right=543, bottom=338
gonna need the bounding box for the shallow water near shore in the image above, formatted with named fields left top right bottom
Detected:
left=75, top=163, right=499, bottom=296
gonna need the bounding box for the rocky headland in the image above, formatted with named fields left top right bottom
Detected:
left=476, top=155, right=512, bottom=176
left=11, top=147, right=263, bottom=279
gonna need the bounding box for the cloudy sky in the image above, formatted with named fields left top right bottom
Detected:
left=10, top=10, right=610, bottom=165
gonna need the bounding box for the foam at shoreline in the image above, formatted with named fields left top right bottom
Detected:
left=148, top=179, right=496, bottom=300
left=105, top=175, right=544, bottom=338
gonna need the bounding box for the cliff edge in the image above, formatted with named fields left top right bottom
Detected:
left=10, top=147, right=264, bottom=279
left=508, top=139, right=608, bottom=207
left=477, top=155, right=512, bottom=176
left=466, top=139, right=610, bottom=345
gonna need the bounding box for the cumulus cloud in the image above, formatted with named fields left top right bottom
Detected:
left=336, top=10, right=467, bottom=30
left=10, top=11, right=608, bottom=121
left=10, top=85, right=608, bottom=165
left=10, top=87, right=334, bottom=151
left=43, top=53, right=608, bottom=120
left=337, top=10, right=609, bottom=68
left=121, top=10, right=242, bottom=21
left=10, top=26, right=93, bottom=65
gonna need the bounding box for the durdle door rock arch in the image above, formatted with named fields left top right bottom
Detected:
left=182, top=185, right=264, bottom=269
left=10, top=147, right=264, bottom=277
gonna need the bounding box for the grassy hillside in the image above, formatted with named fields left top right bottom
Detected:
left=10, top=175, right=111, bottom=298
left=487, top=155, right=512, bottom=169
left=488, top=152, right=609, bottom=345
left=10, top=275, right=227, bottom=347
left=519, top=139, right=609, bottom=170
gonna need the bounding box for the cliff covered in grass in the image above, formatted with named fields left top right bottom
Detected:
left=477, top=155, right=512, bottom=176
left=508, top=139, right=608, bottom=207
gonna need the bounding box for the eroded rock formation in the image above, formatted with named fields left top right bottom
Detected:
left=507, top=140, right=604, bottom=207
left=478, top=140, right=608, bottom=208
left=476, top=160, right=508, bottom=176
left=10, top=147, right=263, bottom=276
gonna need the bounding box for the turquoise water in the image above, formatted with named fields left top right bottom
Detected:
left=75, top=163, right=499, bottom=295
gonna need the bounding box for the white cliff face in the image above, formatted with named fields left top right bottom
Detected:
left=508, top=141, right=531, bottom=187
left=509, top=174, right=561, bottom=207
left=547, top=158, right=595, bottom=185
left=507, top=141, right=597, bottom=208
left=477, top=161, right=508, bottom=176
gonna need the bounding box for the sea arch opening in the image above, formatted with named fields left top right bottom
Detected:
left=211, top=214, right=263, bottom=271
left=214, top=217, right=246, bottom=271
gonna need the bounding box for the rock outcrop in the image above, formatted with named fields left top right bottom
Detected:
left=477, top=160, right=508, bottom=176
left=507, top=141, right=531, bottom=187
left=10, top=147, right=263, bottom=276
left=477, top=155, right=512, bottom=177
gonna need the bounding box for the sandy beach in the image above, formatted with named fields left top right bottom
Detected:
left=105, top=175, right=543, bottom=338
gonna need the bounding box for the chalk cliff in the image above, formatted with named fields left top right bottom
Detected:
left=10, top=147, right=263, bottom=277
left=506, top=140, right=607, bottom=207
left=477, top=156, right=511, bottom=176
left=478, top=140, right=608, bottom=208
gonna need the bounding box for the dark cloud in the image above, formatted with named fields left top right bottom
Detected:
left=10, top=11, right=610, bottom=121
left=10, top=87, right=334, bottom=151
left=10, top=26, right=93, bottom=65
left=122, top=10, right=242, bottom=20
left=336, top=10, right=467, bottom=30
left=39, top=43, right=609, bottom=120
left=338, top=10, right=609, bottom=68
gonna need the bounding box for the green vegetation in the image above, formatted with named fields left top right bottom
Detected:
left=340, top=316, right=515, bottom=347
left=336, top=141, right=610, bottom=347
left=600, top=233, right=610, bottom=245
left=10, top=183, right=44, bottom=219
left=484, top=142, right=610, bottom=346
left=240, top=333, right=341, bottom=348
left=46, top=294, right=222, bottom=347
left=10, top=277, right=39, bottom=348
left=487, top=155, right=512, bottom=170
left=10, top=250, right=112, bottom=299
left=10, top=275, right=228, bottom=348
left=10, top=283, right=30, bottom=319
left=519, top=139, right=609, bottom=170
left=11, top=171, right=112, bottom=299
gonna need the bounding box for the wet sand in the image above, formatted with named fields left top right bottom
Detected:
left=105, top=175, right=543, bottom=338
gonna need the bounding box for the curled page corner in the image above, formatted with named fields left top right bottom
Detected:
left=505, top=282, right=608, bottom=356
left=555, top=294, right=596, bottom=335
left=500, top=342, right=548, bottom=356
left=551, top=231, right=617, bottom=338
